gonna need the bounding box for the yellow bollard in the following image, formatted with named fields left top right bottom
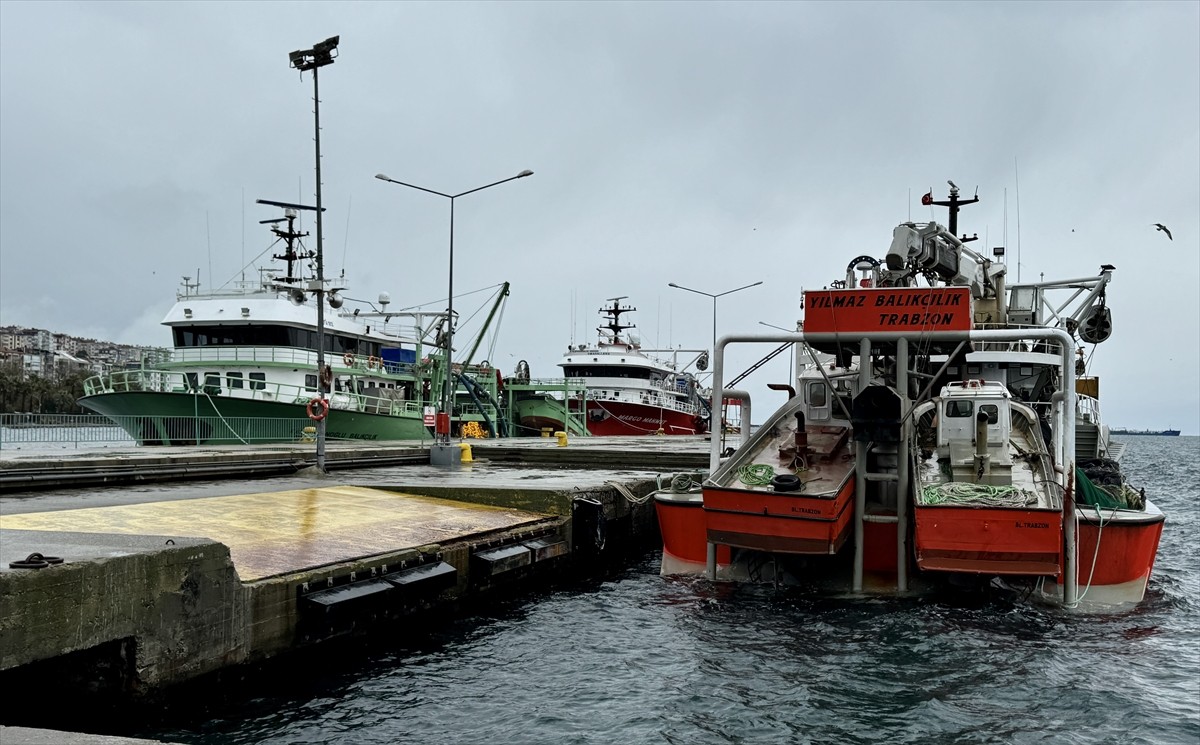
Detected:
left=301, top=426, right=316, bottom=443
left=541, top=428, right=552, bottom=438
left=555, top=431, right=568, bottom=447
left=459, top=442, right=474, bottom=462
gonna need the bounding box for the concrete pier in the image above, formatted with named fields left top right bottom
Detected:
left=0, top=435, right=714, bottom=706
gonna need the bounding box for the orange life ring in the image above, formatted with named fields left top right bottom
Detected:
left=306, top=398, right=329, bottom=421
left=343, top=352, right=355, bottom=367
left=368, top=356, right=381, bottom=370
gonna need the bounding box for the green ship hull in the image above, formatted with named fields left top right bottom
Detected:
left=79, top=391, right=433, bottom=446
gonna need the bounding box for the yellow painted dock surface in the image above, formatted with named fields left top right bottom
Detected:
left=0, top=486, right=547, bottom=581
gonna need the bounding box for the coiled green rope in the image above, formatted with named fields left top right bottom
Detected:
left=737, top=463, right=776, bottom=486
left=920, top=482, right=1035, bottom=507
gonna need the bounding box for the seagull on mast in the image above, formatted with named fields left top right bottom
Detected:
left=1153, top=223, right=1173, bottom=240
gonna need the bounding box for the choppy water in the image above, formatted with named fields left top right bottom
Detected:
left=17, top=438, right=1200, bottom=744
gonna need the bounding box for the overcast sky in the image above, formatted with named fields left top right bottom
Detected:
left=1, top=1, right=1197, bottom=433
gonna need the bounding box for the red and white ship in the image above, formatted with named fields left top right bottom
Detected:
left=558, top=298, right=711, bottom=436
left=655, top=182, right=1164, bottom=609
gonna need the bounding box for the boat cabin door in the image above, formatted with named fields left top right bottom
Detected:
left=806, top=380, right=831, bottom=422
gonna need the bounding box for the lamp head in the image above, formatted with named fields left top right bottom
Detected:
left=375, top=173, right=391, bottom=181
left=517, top=169, right=534, bottom=178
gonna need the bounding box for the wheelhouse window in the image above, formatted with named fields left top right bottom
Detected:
left=226, top=372, right=244, bottom=389
left=980, top=404, right=999, bottom=424
left=946, top=400, right=973, bottom=418
left=248, top=372, right=266, bottom=390
left=173, top=324, right=378, bottom=357
left=808, top=382, right=828, bottom=407
left=304, top=374, right=318, bottom=391
left=562, top=365, right=651, bottom=380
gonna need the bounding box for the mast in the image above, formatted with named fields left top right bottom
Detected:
left=929, top=180, right=980, bottom=242
left=599, top=296, right=636, bottom=345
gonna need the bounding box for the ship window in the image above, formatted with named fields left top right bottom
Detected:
left=980, top=404, right=999, bottom=424
left=562, top=365, right=652, bottom=380
left=226, top=372, right=244, bottom=389
left=203, top=372, right=221, bottom=395
left=185, top=372, right=198, bottom=391
left=809, top=382, right=828, bottom=407
left=946, top=400, right=974, bottom=418
left=249, top=372, right=266, bottom=390
left=304, top=374, right=317, bottom=391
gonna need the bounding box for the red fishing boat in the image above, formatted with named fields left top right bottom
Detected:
left=655, top=182, right=1164, bottom=609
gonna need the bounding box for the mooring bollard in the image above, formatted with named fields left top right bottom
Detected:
left=555, top=431, right=568, bottom=447
left=459, top=442, right=474, bottom=462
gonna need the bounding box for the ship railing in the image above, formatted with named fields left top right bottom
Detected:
left=584, top=388, right=697, bottom=415
left=82, top=369, right=432, bottom=418
left=161, top=346, right=426, bottom=377
left=1077, top=393, right=1102, bottom=427
left=0, top=413, right=336, bottom=449
left=968, top=324, right=1068, bottom=354
left=503, top=377, right=588, bottom=393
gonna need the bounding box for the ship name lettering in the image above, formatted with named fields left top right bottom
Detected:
left=877, top=312, right=957, bottom=326
left=809, top=294, right=866, bottom=309
left=1014, top=521, right=1050, bottom=529
left=874, top=293, right=963, bottom=308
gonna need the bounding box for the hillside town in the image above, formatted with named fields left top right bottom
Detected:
left=0, top=325, right=162, bottom=381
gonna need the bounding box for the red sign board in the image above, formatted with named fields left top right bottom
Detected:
left=803, top=287, right=972, bottom=333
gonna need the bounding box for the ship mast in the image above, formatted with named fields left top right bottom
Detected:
left=599, top=296, right=636, bottom=345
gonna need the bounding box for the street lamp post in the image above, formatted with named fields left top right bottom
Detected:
left=669, top=281, right=762, bottom=437
left=668, top=281, right=763, bottom=353
left=288, top=35, right=338, bottom=473
left=375, top=170, right=533, bottom=465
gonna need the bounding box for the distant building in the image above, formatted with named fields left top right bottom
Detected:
left=0, top=325, right=154, bottom=381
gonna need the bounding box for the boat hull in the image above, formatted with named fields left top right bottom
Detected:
left=78, top=391, right=431, bottom=445
left=655, top=491, right=730, bottom=575
left=577, top=399, right=702, bottom=436
left=513, top=395, right=567, bottom=435
left=702, top=475, right=856, bottom=556
left=1045, top=500, right=1165, bottom=606
left=914, top=505, right=1062, bottom=576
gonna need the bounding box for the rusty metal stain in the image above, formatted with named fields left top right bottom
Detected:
left=0, top=486, right=546, bottom=581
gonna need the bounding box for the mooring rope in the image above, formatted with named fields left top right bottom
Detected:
left=606, top=480, right=652, bottom=505
left=737, top=463, right=776, bottom=486
left=919, top=482, right=1035, bottom=507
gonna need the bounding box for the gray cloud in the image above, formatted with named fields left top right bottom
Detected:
left=2, top=0, right=1196, bottom=431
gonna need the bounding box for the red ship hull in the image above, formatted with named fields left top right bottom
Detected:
left=1046, top=501, right=1165, bottom=606
left=576, top=399, right=703, bottom=436
left=914, top=505, right=1063, bottom=576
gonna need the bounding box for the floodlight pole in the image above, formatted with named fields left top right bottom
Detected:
left=290, top=35, right=338, bottom=473
left=668, top=281, right=764, bottom=353
left=669, top=281, right=762, bottom=436
left=375, top=170, right=533, bottom=465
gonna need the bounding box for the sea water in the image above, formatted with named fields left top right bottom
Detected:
left=16, top=438, right=1200, bottom=744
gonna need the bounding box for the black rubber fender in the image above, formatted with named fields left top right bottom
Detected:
left=771, top=474, right=804, bottom=492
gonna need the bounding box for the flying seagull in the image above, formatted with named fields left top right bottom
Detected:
left=1154, top=223, right=1173, bottom=240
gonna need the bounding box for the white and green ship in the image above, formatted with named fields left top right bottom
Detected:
left=79, top=208, right=508, bottom=445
